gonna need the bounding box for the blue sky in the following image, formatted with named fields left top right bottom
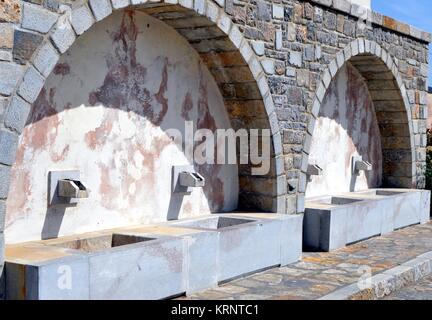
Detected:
left=372, top=0, right=431, bottom=85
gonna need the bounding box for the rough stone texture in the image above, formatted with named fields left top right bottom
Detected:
left=32, top=41, right=59, bottom=77
left=17, top=65, right=45, bottom=103
left=12, top=29, right=43, bottom=64
left=0, top=165, right=11, bottom=199
left=0, top=0, right=21, bottom=23
left=427, top=93, right=432, bottom=129
left=70, top=4, right=94, bottom=35
left=384, top=275, right=432, bottom=300
left=0, top=24, right=14, bottom=49
left=21, top=2, right=58, bottom=33
left=111, top=0, right=130, bottom=9
left=4, top=95, right=31, bottom=133
left=89, top=0, right=112, bottom=21
left=50, top=18, right=76, bottom=53
left=0, top=129, right=19, bottom=166
left=0, top=61, right=23, bottom=95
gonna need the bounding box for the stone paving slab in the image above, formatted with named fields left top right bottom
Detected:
left=384, top=275, right=432, bottom=300
left=180, top=222, right=432, bottom=300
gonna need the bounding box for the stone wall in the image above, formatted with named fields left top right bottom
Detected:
left=427, top=93, right=432, bottom=129
left=0, top=0, right=430, bottom=279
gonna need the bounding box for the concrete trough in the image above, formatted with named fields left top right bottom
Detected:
left=303, top=189, right=431, bottom=252
left=4, top=213, right=303, bottom=299
left=5, top=231, right=184, bottom=300
left=170, top=214, right=303, bottom=283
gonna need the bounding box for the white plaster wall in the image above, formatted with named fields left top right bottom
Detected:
left=5, top=10, right=238, bottom=244
left=306, top=63, right=382, bottom=198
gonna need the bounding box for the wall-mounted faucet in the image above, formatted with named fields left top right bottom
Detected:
left=307, top=164, right=323, bottom=176
left=48, top=170, right=90, bottom=206
left=306, top=164, right=323, bottom=182
left=352, top=156, right=372, bottom=175
left=172, top=165, right=205, bottom=195
left=179, top=172, right=205, bottom=188
left=58, top=179, right=89, bottom=199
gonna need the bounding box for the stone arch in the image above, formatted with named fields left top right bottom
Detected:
left=0, top=0, right=286, bottom=254
left=304, top=38, right=416, bottom=190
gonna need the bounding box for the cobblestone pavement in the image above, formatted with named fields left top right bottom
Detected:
left=383, top=276, right=432, bottom=300
left=180, top=222, right=432, bottom=300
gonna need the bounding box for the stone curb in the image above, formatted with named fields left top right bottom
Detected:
left=319, top=251, right=432, bottom=300
left=310, top=0, right=431, bottom=43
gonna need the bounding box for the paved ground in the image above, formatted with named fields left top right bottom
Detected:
left=383, top=275, right=432, bottom=300
left=180, top=222, right=432, bottom=300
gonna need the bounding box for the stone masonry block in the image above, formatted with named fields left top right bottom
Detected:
left=289, top=51, right=302, bottom=67
left=0, top=129, right=19, bottom=166
left=272, top=4, right=284, bottom=20
left=217, top=14, right=232, bottom=35
left=0, top=165, right=11, bottom=199
left=89, top=0, right=113, bottom=22
left=205, top=1, right=220, bottom=23
left=111, top=0, right=130, bottom=9
left=179, top=0, right=194, bottom=9
left=0, top=97, right=7, bottom=123
left=22, top=2, right=58, bottom=34
left=329, top=60, right=338, bottom=77
left=229, top=26, right=242, bottom=49
left=322, top=69, right=331, bottom=88
left=333, top=0, right=350, bottom=14
left=275, top=30, right=282, bottom=50
left=214, top=0, right=225, bottom=8
left=251, top=41, right=264, bottom=56
left=194, top=0, right=206, bottom=15
left=0, top=200, right=5, bottom=231
left=13, top=29, right=43, bottom=65
left=51, top=19, right=76, bottom=54
left=0, top=61, right=24, bottom=96
left=18, top=65, right=45, bottom=103
left=4, top=95, right=31, bottom=134
left=0, top=24, right=14, bottom=49
left=71, top=5, right=95, bottom=36
left=33, top=41, right=59, bottom=78
left=0, top=50, right=11, bottom=62
left=316, top=82, right=326, bottom=103
left=261, top=59, right=274, bottom=75
left=351, top=40, right=359, bottom=56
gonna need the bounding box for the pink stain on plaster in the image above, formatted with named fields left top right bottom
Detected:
left=196, top=64, right=225, bottom=211
left=5, top=10, right=237, bottom=243
left=306, top=63, right=383, bottom=198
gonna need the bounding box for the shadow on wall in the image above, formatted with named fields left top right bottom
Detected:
left=6, top=10, right=241, bottom=243
left=306, top=62, right=383, bottom=198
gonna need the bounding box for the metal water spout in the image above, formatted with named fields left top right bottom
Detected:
left=179, top=172, right=205, bottom=188
left=58, top=179, right=89, bottom=199
left=352, top=156, right=372, bottom=175
left=172, top=165, right=206, bottom=195
left=306, top=164, right=323, bottom=182
left=307, top=164, right=323, bottom=176
left=48, top=170, right=90, bottom=206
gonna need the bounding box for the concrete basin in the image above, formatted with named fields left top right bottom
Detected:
left=173, top=216, right=256, bottom=230
left=171, top=214, right=294, bottom=282
left=48, top=234, right=156, bottom=253
left=355, top=190, right=407, bottom=197
left=313, top=197, right=364, bottom=206
left=304, top=189, right=430, bottom=252
left=5, top=214, right=304, bottom=299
